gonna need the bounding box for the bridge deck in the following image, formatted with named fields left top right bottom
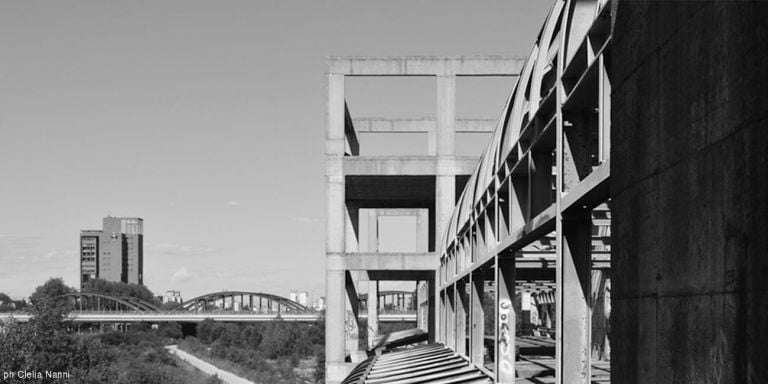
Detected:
left=0, top=312, right=416, bottom=323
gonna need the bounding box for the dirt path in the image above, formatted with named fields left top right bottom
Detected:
left=165, top=345, right=256, bottom=384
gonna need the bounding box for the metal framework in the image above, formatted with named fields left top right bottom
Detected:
left=437, top=0, right=612, bottom=383
left=41, top=292, right=161, bottom=312
left=359, top=290, right=417, bottom=313
left=172, top=291, right=310, bottom=313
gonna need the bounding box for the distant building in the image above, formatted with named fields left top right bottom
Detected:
left=314, top=296, right=326, bottom=311
left=290, top=291, right=309, bottom=307
left=79, top=217, right=144, bottom=288
left=164, top=290, right=183, bottom=304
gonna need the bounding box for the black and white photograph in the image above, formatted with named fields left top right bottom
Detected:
left=1, top=0, right=766, bottom=383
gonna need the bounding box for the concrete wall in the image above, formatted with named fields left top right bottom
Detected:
left=611, top=2, right=768, bottom=383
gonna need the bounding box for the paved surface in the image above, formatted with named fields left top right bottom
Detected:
left=165, top=345, right=255, bottom=384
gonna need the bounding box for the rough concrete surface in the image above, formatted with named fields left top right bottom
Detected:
left=611, top=1, right=768, bottom=383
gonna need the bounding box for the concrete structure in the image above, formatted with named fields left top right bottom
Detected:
left=325, top=56, right=523, bottom=383
left=79, top=216, right=144, bottom=288
left=434, top=1, right=613, bottom=382
left=337, top=1, right=768, bottom=383
left=611, top=2, right=768, bottom=383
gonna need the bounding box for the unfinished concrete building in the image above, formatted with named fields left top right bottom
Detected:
left=327, top=0, right=768, bottom=383
left=325, top=57, right=522, bottom=382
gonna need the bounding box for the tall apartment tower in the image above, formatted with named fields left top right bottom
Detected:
left=79, top=217, right=144, bottom=288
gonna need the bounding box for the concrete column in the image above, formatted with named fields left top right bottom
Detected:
left=456, top=280, right=468, bottom=356
left=436, top=74, right=456, bottom=157
left=367, top=281, right=379, bottom=349
left=557, top=209, right=592, bottom=384
left=326, top=73, right=346, bottom=157
left=470, top=270, right=485, bottom=365
left=326, top=72, right=349, bottom=384
left=428, top=278, right=436, bottom=343
left=497, top=256, right=517, bottom=383
left=435, top=73, right=456, bottom=261
left=326, top=270, right=348, bottom=382
left=439, top=290, right=446, bottom=343
left=447, top=284, right=456, bottom=350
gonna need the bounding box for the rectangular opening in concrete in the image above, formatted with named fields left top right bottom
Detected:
left=345, top=76, right=435, bottom=119
left=358, top=131, right=429, bottom=156
left=357, top=208, right=429, bottom=253
left=456, top=132, right=493, bottom=156
left=456, top=76, right=517, bottom=119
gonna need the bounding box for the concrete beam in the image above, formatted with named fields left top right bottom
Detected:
left=456, top=119, right=497, bottom=133
left=343, top=157, right=479, bottom=176
left=352, top=118, right=496, bottom=133
left=327, top=56, right=525, bottom=76
left=353, top=118, right=434, bottom=133
left=327, top=253, right=438, bottom=271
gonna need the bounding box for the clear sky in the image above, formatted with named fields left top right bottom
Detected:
left=0, top=1, right=552, bottom=300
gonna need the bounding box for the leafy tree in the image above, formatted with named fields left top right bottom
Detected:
left=82, top=279, right=159, bottom=304
left=13, top=299, right=28, bottom=311
left=0, top=292, right=15, bottom=312
left=157, top=322, right=183, bottom=340
left=29, top=277, right=75, bottom=332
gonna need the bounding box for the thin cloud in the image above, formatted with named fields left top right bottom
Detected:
left=171, top=267, right=195, bottom=284
left=226, top=201, right=241, bottom=206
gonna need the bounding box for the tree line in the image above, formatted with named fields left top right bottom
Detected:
left=0, top=277, right=327, bottom=383
left=0, top=278, right=214, bottom=383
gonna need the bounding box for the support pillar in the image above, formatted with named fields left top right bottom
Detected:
left=497, top=256, right=517, bottom=383
left=367, top=281, right=379, bottom=349
left=447, top=284, right=456, bottom=350
left=428, top=278, right=436, bottom=343
left=435, top=73, right=456, bottom=344
left=470, top=270, right=485, bottom=365
left=456, top=279, right=468, bottom=356
left=557, top=208, right=592, bottom=384
left=326, top=270, right=347, bottom=381
left=326, top=71, right=351, bottom=383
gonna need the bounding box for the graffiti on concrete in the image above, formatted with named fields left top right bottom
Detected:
left=498, top=298, right=514, bottom=375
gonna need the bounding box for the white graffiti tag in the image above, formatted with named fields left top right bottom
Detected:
left=498, top=298, right=514, bottom=375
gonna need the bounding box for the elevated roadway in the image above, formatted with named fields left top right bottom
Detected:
left=0, top=312, right=416, bottom=324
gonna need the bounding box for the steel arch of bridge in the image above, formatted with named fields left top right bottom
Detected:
left=41, top=292, right=161, bottom=312
left=172, top=291, right=309, bottom=313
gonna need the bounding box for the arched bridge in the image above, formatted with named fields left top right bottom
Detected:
left=2, top=291, right=416, bottom=324
left=37, top=292, right=162, bottom=313
left=171, top=291, right=310, bottom=313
